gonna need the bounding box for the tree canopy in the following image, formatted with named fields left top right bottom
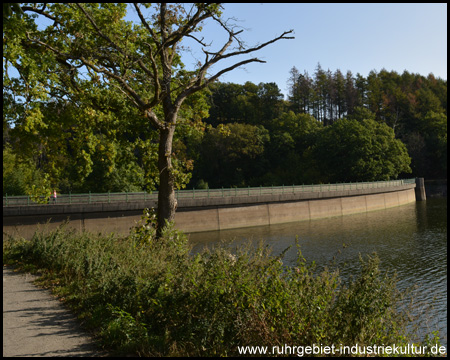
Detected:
left=3, top=3, right=294, bottom=236
left=313, top=118, right=411, bottom=182
left=5, top=1, right=446, bottom=204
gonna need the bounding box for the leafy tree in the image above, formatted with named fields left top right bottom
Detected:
left=366, top=70, right=384, bottom=120
left=195, top=123, right=269, bottom=188
left=263, top=111, right=322, bottom=185
left=283, top=65, right=446, bottom=180
left=313, top=63, right=328, bottom=124
left=3, top=145, right=29, bottom=196
left=10, top=3, right=293, bottom=237
left=420, top=111, right=447, bottom=178
left=206, top=81, right=285, bottom=129
left=3, top=145, right=48, bottom=197
left=269, top=111, right=322, bottom=152
left=346, top=106, right=376, bottom=122
left=255, top=82, right=285, bottom=129
left=4, top=4, right=146, bottom=193
left=402, top=132, right=428, bottom=177
left=333, top=69, right=346, bottom=120
left=205, top=82, right=251, bottom=125
left=3, top=3, right=23, bottom=20
left=287, top=66, right=302, bottom=113
left=344, top=70, right=360, bottom=116
left=313, top=118, right=411, bottom=182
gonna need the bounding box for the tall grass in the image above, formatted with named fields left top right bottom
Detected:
left=3, top=212, right=443, bottom=356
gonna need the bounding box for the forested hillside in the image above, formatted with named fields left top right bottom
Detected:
left=191, top=66, right=446, bottom=188
left=4, top=64, right=447, bottom=196
left=3, top=4, right=446, bottom=197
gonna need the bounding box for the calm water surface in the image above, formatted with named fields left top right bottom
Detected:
left=188, top=197, right=447, bottom=347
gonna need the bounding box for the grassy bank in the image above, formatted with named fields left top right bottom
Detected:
left=3, top=213, right=443, bottom=356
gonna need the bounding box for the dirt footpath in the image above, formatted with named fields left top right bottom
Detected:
left=3, top=266, right=106, bottom=357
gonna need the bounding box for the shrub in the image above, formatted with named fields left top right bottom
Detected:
left=3, top=211, right=442, bottom=356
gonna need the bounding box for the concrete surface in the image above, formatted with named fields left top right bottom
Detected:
left=3, top=266, right=106, bottom=357
left=3, top=184, right=417, bottom=238
left=175, top=188, right=417, bottom=232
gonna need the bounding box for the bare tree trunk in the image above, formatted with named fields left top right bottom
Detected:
left=156, top=125, right=177, bottom=238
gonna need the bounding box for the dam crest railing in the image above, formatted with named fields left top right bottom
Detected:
left=3, top=179, right=416, bottom=207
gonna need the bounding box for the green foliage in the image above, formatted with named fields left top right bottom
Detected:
left=3, top=145, right=48, bottom=196
left=3, top=3, right=215, bottom=198
left=3, top=145, right=30, bottom=196
left=3, top=1, right=446, bottom=196
left=200, top=68, right=446, bottom=186
left=26, top=174, right=52, bottom=204
left=313, top=118, right=411, bottom=182
left=259, top=111, right=323, bottom=185
left=205, top=81, right=284, bottom=129
left=419, top=111, right=447, bottom=178
left=3, top=4, right=154, bottom=193
left=196, top=122, right=270, bottom=187
left=3, top=221, right=441, bottom=356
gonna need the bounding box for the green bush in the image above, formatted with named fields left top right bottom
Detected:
left=3, top=212, right=442, bottom=356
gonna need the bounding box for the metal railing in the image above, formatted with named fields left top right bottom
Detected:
left=3, top=178, right=416, bottom=207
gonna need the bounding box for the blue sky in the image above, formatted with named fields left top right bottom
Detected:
left=162, top=3, right=447, bottom=97
left=31, top=3, right=447, bottom=99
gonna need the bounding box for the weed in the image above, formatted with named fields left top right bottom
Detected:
left=3, top=211, right=443, bottom=356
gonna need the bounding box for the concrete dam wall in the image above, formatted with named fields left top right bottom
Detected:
left=175, top=186, right=416, bottom=232
left=3, top=181, right=418, bottom=240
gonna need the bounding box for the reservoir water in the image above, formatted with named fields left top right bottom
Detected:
left=188, top=196, right=447, bottom=347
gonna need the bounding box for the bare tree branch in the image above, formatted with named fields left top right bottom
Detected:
left=163, top=4, right=213, bottom=48
left=213, top=29, right=294, bottom=63
left=177, top=25, right=294, bottom=105
left=176, top=58, right=265, bottom=107
left=133, top=4, right=159, bottom=43
left=21, top=4, right=59, bottom=24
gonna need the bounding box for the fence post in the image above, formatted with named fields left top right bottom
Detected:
left=108, top=191, right=110, bottom=203
left=222, top=187, right=224, bottom=197
left=193, top=187, right=195, bottom=199
left=5, top=193, right=7, bottom=207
